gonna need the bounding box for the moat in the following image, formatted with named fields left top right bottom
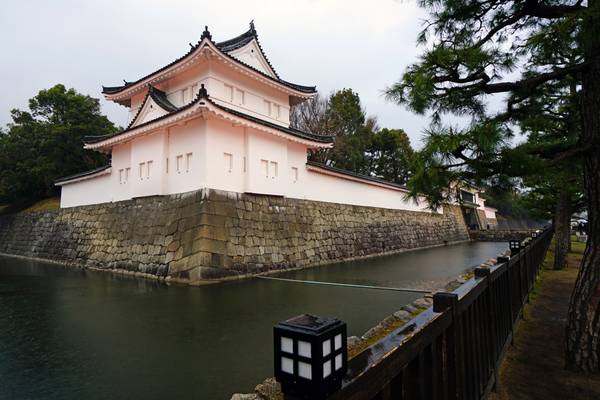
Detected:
left=0, top=241, right=506, bottom=400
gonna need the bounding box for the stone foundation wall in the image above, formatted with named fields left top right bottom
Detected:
left=468, top=229, right=536, bottom=242
left=0, top=189, right=469, bottom=283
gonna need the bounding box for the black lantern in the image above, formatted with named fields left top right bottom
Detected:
left=509, top=239, right=521, bottom=256
left=274, top=314, right=347, bottom=399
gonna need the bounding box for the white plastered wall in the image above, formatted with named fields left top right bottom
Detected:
left=59, top=173, right=112, bottom=208
left=244, top=127, right=288, bottom=196
left=228, top=40, right=277, bottom=78
left=62, top=119, right=440, bottom=213
left=165, top=118, right=207, bottom=194
left=203, top=118, right=246, bottom=193
left=298, top=168, right=432, bottom=212
left=484, top=208, right=497, bottom=219
left=112, top=143, right=132, bottom=202
left=130, top=131, right=167, bottom=198
left=205, top=63, right=290, bottom=127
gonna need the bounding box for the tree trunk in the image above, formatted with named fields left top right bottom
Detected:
left=554, top=189, right=571, bottom=270
left=565, top=0, right=600, bottom=372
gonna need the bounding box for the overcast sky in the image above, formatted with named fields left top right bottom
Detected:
left=1, top=0, right=433, bottom=147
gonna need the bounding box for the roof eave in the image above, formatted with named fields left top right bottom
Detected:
left=85, top=96, right=332, bottom=151
left=55, top=165, right=112, bottom=186
left=102, top=37, right=316, bottom=103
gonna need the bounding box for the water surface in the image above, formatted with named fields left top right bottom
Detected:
left=0, top=241, right=506, bottom=399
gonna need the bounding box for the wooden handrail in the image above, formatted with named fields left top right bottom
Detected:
left=322, top=226, right=553, bottom=400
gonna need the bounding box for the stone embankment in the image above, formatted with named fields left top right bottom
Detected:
left=469, top=229, right=538, bottom=242
left=0, top=188, right=469, bottom=283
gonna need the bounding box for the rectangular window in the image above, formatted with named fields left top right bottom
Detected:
left=270, top=161, right=278, bottom=178
left=146, top=160, right=153, bottom=179
left=235, top=89, right=245, bottom=105
left=165, top=157, right=169, bottom=174
left=125, top=167, right=130, bottom=182
left=291, top=167, right=298, bottom=182
left=119, top=169, right=124, bottom=184
left=264, top=100, right=271, bottom=115
left=176, top=155, right=183, bottom=173
left=186, top=153, right=193, bottom=172
left=139, top=162, right=145, bottom=179
left=243, top=156, right=246, bottom=172
left=224, top=153, right=233, bottom=173
left=273, top=104, right=281, bottom=119
left=261, top=159, right=269, bottom=177
left=182, top=88, right=188, bottom=104
left=224, top=84, right=234, bottom=102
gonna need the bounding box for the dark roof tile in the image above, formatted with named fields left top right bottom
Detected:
left=102, top=23, right=315, bottom=96
left=306, top=161, right=409, bottom=191
left=125, top=85, right=179, bottom=130
left=55, top=164, right=111, bottom=184
left=87, top=86, right=332, bottom=146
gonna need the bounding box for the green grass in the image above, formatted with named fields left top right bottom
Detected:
left=570, top=239, right=586, bottom=255
left=23, top=197, right=60, bottom=212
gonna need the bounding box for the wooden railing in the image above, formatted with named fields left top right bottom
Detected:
left=327, top=227, right=553, bottom=400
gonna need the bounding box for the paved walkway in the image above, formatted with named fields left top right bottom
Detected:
left=490, top=242, right=600, bottom=400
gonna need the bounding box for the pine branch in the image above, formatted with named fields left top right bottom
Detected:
left=440, top=61, right=588, bottom=97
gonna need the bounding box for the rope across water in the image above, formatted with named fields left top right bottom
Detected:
left=256, top=275, right=431, bottom=293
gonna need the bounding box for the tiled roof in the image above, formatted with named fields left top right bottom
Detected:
left=216, top=21, right=280, bottom=79
left=101, top=22, right=316, bottom=97
left=126, top=86, right=178, bottom=129
left=85, top=85, right=333, bottom=146
left=148, top=86, right=178, bottom=112
left=306, top=161, right=409, bottom=191
left=55, top=164, right=111, bottom=184
left=213, top=98, right=334, bottom=144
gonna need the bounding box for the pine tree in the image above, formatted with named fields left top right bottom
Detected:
left=386, top=0, right=600, bottom=371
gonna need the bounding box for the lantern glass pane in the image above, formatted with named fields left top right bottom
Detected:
left=298, top=340, right=311, bottom=358
left=323, top=360, right=332, bottom=378
left=281, top=337, right=293, bottom=354
left=335, top=354, right=343, bottom=370
left=298, top=361, right=312, bottom=380
left=334, top=334, right=342, bottom=350
left=281, top=357, right=294, bottom=374
left=322, top=339, right=331, bottom=356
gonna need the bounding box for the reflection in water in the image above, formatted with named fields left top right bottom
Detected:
left=0, top=241, right=506, bottom=400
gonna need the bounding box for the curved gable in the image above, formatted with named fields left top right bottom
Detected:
left=102, top=23, right=316, bottom=103
left=129, top=87, right=179, bottom=129
left=227, top=39, right=277, bottom=78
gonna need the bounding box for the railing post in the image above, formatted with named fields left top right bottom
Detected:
left=475, top=267, right=496, bottom=392
left=433, top=292, right=463, bottom=400
left=514, top=246, right=525, bottom=315
left=497, top=255, right=514, bottom=344
left=523, top=240, right=532, bottom=304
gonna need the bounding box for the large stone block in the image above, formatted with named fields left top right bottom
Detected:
left=0, top=189, right=469, bottom=283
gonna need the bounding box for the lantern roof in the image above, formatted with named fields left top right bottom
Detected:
left=278, top=314, right=343, bottom=334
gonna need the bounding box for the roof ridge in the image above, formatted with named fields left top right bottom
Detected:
left=102, top=23, right=316, bottom=97
left=55, top=164, right=111, bottom=184
left=306, top=161, right=409, bottom=191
